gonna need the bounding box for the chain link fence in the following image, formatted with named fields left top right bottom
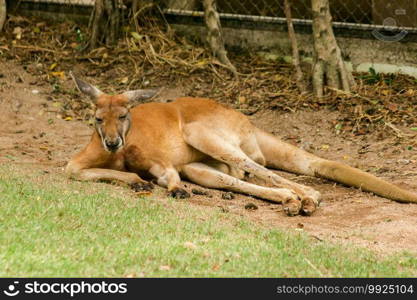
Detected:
left=8, top=0, right=417, bottom=48
left=7, top=0, right=94, bottom=22
left=12, top=0, right=417, bottom=29
left=19, top=0, right=94, bottom=5
left=161, top=0, right=417, bottom=29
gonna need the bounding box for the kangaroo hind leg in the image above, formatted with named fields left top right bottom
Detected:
left=183, top=123, right=315, bottom=216
left=181, top=163, right=299, bottom=211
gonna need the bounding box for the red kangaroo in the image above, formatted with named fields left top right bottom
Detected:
left=66, top=73, right=417, bottom=216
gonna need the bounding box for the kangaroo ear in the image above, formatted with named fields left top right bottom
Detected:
left=70, top=71, right=103, bottom=99
left=122, top=88, right=160, bottom=102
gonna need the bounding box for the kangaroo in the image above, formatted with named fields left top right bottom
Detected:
left=66, top=73, right=417, bottom=216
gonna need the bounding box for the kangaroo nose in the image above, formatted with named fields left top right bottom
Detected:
left=105, top=138, right=122, bottom=151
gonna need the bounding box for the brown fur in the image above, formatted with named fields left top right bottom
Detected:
left=66, top=76, right=417, bottom=216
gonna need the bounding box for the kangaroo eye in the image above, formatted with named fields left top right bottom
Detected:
left=95, top=117, right=103, bottom=123
left=119, top=115, right=127, bottom=120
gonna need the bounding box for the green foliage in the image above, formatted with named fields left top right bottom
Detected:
left=359, top=67, right=396, bottom=85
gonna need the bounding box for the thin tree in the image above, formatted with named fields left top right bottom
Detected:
left=311, top=0, right=355, bottom=97
left=132, top=0, right=141, bottom=32
left=283, top=0, right=306, bottom=92
left=88, top=0, right=121, bottom=50
left=131, top=0, right=149, bottom=31
left=0, top=0, right=6, bottom=32
left=202, top=0, right=237, bottom=75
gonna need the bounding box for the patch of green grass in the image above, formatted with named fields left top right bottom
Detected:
left=0, top=164, right=416, bottom=277
left=358, top=67, right=396, bottom=85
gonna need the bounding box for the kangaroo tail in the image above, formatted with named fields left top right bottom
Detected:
left=255, top=128, right=417, bottom=203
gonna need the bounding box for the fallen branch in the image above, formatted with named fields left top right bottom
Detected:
left=12, top=45, right=62, bottom=53
left=384, top=122, right=415, bottom=139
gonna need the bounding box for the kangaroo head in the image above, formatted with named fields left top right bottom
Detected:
left=70, top=72, right=158, bottom=152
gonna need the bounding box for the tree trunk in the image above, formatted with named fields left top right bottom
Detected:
left=0, top=0, right=6, bottom=32
left=88, top=0, right=121, bottom=50
left=283, top=0, right=306, bottom=92
left=131, top=0, right=154, bottom=31
left=311, top=0, right=355, bottom=97
left=202, top=0, right=237, bottom=75
left=132, top=0, right=140, bottom=31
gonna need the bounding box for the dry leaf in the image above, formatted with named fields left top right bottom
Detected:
left=51, top=71, right=65, bottom=79
left=13, top=27, right=22, bottom=40
left=159, top=265, right=171, bottom=271
left=386, top=103, right=398, bottom=112
left=184, top=241, right=197, bottom=250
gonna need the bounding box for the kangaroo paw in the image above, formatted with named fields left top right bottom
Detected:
left=169, top=188, right=190, bottom=199
left=300, top=190, right=321, bottom=216
left=130, top=181, right=154, bottom=193
left=301, top=198, right=317, bottom=216
left=282, top=198, right=302, bottom=217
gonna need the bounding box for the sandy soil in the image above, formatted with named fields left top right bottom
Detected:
left=1, top=60, right=416, bottom=255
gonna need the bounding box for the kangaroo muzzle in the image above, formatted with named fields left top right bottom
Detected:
left=104, top=137, right=123, bottom=152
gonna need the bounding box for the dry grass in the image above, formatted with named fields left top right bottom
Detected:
left=0, top=14, right=416, bottom=143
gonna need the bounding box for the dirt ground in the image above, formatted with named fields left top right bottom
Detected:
left=1, top=60, right=417, bottom=256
